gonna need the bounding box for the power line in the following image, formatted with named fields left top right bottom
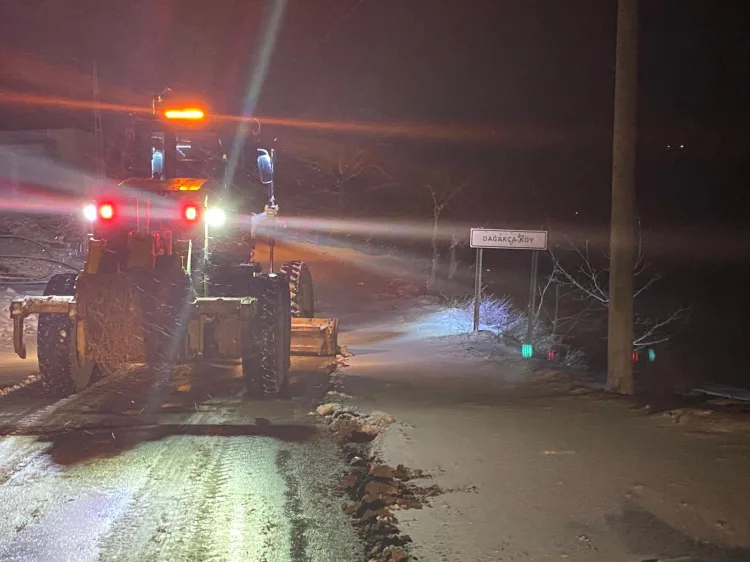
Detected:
left=312, top=0, right=367, bottom=52
left=290, top=0, right=367, bottom=64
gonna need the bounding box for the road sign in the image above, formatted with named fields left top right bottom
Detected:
left=470, top=229, right=548, bottom=250
left=470, top=227, right=548, bottom=354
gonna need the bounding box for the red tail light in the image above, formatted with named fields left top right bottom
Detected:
left=98, top=203, right=115, bottom=220
left=183, top=204, right=199, bottom=222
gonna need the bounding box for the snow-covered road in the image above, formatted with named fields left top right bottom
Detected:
left=2, top=241, right=750, bottom=561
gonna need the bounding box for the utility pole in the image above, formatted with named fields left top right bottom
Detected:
left=524, top=249, right=540, bottom=353
left=607, top=0, right=638, bottom=394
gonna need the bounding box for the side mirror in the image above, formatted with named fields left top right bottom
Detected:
left=257, top=149, right=274, bottom=185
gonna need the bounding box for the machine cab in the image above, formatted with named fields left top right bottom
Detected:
left=80, top=91, right=278, bottom=277
left=83, top=92, right=265, bottom=236
left=148, top=93, right=227, bottom=183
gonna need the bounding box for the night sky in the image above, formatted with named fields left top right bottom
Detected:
left=0, top=0, right=747, bottom=227
left=1, top=2, right=747, bottom=130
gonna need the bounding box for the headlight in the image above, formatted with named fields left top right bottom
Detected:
left=205, top=207, right=226, bottom=227
left=83, top=203, right=97, bottom=222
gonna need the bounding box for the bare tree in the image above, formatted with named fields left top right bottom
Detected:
left=288, top=141, right=394, bottom=213
left=447, top=227, right=465, bottom=280
left=424, top=171, right=469, bottom=289
left=536, top=261, right=599, bottom=341
left=541, top=228, right=689, bottom=349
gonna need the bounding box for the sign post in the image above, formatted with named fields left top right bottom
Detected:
left=473, top=248, right=484, bottom=332
left=524, top=249, right=541, bottom=358
left=470, top=229, right=548, bottom=354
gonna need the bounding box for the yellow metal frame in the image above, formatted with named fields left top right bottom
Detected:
left=8, top=235, right=340, bottom=366
left=115, top=177, right=215, bottom=192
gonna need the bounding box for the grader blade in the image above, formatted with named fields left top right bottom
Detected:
left=290, top=318, right=339, bottom=356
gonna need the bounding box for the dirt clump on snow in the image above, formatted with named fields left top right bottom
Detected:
left=653, top=405, right=750, bottom=434
left=533, top=366, right=572, bottom=383
left=316, top=403, right=396, bottom=444
left=316, top=402, right=340, bottom=417
left=337, top=458, right=443, bottom=562
left=316, top=402, right=436, bottom=561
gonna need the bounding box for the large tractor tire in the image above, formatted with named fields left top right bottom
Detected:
left=280, top=261, right=314, bottom=318
left=37, top=273, right=96, bottom=396
left=242, top=274, right=291, bottom=398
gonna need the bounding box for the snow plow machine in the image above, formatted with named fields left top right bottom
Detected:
left=9, top=91, right=338, bottom=397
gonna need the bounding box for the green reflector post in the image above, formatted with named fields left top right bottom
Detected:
left=522, top=343, right=533, bottom=358
left=648, top=348, right=656, bottom=362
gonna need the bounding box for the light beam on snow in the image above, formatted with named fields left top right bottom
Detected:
left=244, top=214, right=474, bottom=245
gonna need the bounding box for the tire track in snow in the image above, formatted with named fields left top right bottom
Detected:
left=95, top=435, right=221, bottom=561
left=0, top=431, right=177, bottom=561
left=276, top=448, right=311, bottom=562
left=0, top=362, right=364, bottom=561
left=191, top=436, right=290, bottom=562
left=1, top=366, right=175, bottom=436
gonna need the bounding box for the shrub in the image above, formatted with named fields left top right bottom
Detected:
left=444, top=294, right=525, bottom=336
left=444, top=292, right=587, bottom=366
